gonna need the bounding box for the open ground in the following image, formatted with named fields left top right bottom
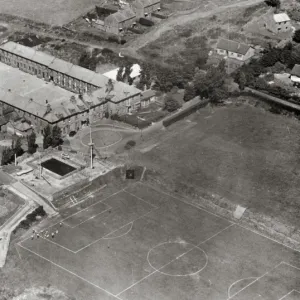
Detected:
left=15, top=182, right=300, bottom=300
left=133, top=100, right=300, bottom=229
left=0, top=0, right=101, bottom=26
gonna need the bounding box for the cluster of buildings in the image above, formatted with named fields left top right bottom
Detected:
left=214, top=11, right=292, bottom=73
left=0, top=41, right=156, bottom=137
left=93, top=0, right=161, bottom=35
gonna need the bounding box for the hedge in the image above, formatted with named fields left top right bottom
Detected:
left=163, top=99, right=209, bottom=127
left=139, top=18, right=154, bottom=26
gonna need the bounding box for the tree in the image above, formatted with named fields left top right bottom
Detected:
left=293, top=29, right=300, bottom=43
left=52, top=125, right=62, bottom=147
left=183, top=83, right=196, bottom=102
left=13, top=137, right=23, bottom=157
left=43, top=125, right=52, bottom=149
left=116, top=66, right=124, bottom=81
left=210, top=87, right=229, bottom=104
left=1, top=147, right=14, bottom=166
left=122, top=64, right=132, bottom=83
left=27, top=131, right=37, bottom=154
left=264, top=0, right=280, bottom=8
left=236, top=71, right=247, bottom=90
left=164, top=95, right=181, bottom=112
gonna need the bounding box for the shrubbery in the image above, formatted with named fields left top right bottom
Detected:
left=14, top=206, right=46, bottom=233
left=124, top=140, right=136, bottom=150
left=139, top=18, right=154, bottom=26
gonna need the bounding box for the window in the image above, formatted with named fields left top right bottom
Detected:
left=237, top=54, right=242, bottom=58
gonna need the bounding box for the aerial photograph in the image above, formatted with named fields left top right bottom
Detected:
left=0, top=0, right=299, bottom=299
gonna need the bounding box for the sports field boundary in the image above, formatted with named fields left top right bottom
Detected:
left=143, top=178, right=300, bottom=252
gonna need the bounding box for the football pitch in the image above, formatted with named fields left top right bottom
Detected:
left=17, top=182, right=300, bottom=300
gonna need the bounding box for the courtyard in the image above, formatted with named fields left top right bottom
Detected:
left=16, top=182, right=300, bottom=300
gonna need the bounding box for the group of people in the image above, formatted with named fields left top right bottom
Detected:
left=31, top=222, right=63, bottom=240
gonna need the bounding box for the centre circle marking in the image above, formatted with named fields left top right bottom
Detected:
left=147, top=241, right=208, bottom=277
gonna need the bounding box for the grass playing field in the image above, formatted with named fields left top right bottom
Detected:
left=139, top=102, right=300, bottom=229
left=15, top=182, right=300, bottom=300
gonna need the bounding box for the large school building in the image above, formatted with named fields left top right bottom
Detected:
left=0, top=41, right=143, bottom=135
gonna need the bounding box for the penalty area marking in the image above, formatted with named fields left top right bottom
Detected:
left=227, top=261, right=300, bottom=300
left=18, top=188, right=124, bottom=246
left=102, top=222, right=133, bottom=240
left=227, top=277, right=257, bottom=299
left=279, top=290, right=300, bottom=300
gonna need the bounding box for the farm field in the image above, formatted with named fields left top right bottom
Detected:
left=12, top=182, right=300, bottom=300
left=136, top=101, right=300, bottom=229
left=0, top=0, right=101, bottom=26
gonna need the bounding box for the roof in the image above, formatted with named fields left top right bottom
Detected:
left=291, top=64, right=300, bottom=77
left=133, top=0, right=160, bottom=7
left=273, top=13, right=290, bottom=23
left=31, top=51, right=55, bottom=66
left=68, top=65, right=95, bottom=83
left=140, top=89, right=156, bottom=101
left=105, top=8, right=135, bottom=23
left=0, top=42, right=36, bottom=60
left=216, top=39, right=252, bottom=55
left=49, top=58, right=73, bottom=74
left=87, top=80, right=141, bottom=104
left=103, top=64, right=141, bottom=80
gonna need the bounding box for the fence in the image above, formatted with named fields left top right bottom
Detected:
left=243, top=87, right=300, bottom=113
left=163, top=98, right=209, bottom=127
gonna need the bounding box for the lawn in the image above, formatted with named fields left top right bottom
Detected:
left=0, top=0, right=102, bottom=26
left=13, top=182, right=300, bottom=300
left=138, top=101, right=300, bottom=228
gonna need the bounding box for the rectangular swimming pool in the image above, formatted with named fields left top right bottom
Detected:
left=41, top=158, right=76, bottom=176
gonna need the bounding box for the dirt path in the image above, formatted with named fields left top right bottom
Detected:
left=124, top=0, right=264, bottom=52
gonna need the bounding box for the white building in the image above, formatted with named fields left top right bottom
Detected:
left=216, top=39, right=255, bottom=62
left=265, top=12, right=291, bottom=33
left=103, top=64, right=141, bottom=81
left=290, top=64, right=300, bottom=87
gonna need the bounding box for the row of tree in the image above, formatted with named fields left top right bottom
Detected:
left=43, top=125, right=63, bottom=149
left=1, top=124, right=62, bottom=166
left=1, top=132, right=37, bottom=166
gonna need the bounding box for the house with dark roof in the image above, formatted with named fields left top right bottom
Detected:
left=140, top=89, right=156, bottom=108
left=104, top=8, right=136, bottom=35
left=132, top=0, right=161, bottom=19
left=216, top=39, right=255, bottom=62
left=290, top=64, right=300, bottom=87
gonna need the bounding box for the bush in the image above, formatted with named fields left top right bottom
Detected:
left=124, top=140, right=136, bottom=150
left=101, top=48, right=114, bottom=55
left=139, top=18, right=154, bottom=26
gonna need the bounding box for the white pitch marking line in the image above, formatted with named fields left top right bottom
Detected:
left=75, top=207, right=159, bottom=253
left=236, top=224, right=300, bottom=254
left=138, top=182, right=234, bottom=223
left=278, top=290, right=296, bottom=300
left=17, top=243, right=122, bottom=300
left=39, top=236, right=76, bottom=253
left=117, top=224, right=233, bottom=297
left=227, top=277, right=257, bottom=299
left=122, top=190, right=158, bottom=209
left=281, top=262, right=300, bottom=270
left=199, top=224, right=234, bottom=245
left=70, top=207, right=112, bottom=229
left=141, top=183, right=300, bottom=253
left=103, top=222, right=133, bottom=240
left=227, top=262, right=284, bottom=300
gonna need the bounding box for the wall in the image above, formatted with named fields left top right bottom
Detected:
left=163, top=98, right=209, bottom=127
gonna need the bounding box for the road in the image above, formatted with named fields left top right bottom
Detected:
left=0, top=169, right=15, bottom=185
left=123, top=0, right=264, bottom=52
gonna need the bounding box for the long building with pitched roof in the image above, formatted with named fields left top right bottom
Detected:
left=0, top=41, right=143, bottom=136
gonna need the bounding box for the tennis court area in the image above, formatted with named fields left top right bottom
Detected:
left=17, top=182, right=300, bottom=300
